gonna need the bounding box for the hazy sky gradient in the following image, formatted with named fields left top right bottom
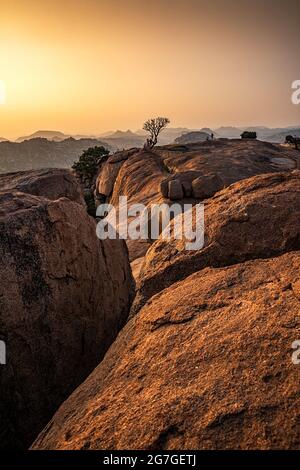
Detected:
left=0, top=0, right=300, bottom=139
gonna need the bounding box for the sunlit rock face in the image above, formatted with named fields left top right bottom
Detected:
left=32, top=250, right=300, bottom=450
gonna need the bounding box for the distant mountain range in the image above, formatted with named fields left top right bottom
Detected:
left=6, top=125, right=300, bottom=146
left=1, top=126, right=299, bottom=173
left=102, top=130, right=145, bottom=149
left=7, top=128, right=192, bottom=152
left=16, top=130, right=69, bottom=142
left=214, top=126, right=300, bottom=142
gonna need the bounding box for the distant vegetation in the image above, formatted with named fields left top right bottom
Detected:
left=143, top=117, right=170, bottom=148
left=241, top=131, right=257, bottom=139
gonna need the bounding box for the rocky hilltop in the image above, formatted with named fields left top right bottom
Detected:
left=0, top=168, right=134, bottom=448
left=95, top=139, right=300, bottom=265
left=30, top=139, right=300, bottom=450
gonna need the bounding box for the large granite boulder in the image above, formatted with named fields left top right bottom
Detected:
left=191, top=173, right=223, bottom=198
left=95, top=148, right=139, bottom=197
left=32, top=251, right=300, bottom=449
left=96, top=159, right=124, bottom=197
left=107, top=149, right=167, bottom=262
left=168, top=179, right=184, bottom=200
left=0, top=168, right=84, bottom=204
left=0, top=170, right=134, bottom=449
left=133, top=171, right=300, bottom=312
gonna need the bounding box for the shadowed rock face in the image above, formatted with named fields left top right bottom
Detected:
left=0, top=169, right=134, bottom=449
left=132, top=171, right=300, bottom=313
left=32, top=252, right=300, bottom=450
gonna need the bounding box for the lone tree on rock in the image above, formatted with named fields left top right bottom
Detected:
left=143, top=117, right=170, bottom=149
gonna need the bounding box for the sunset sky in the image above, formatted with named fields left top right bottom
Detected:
left=0, top=0, right=300, bottom=139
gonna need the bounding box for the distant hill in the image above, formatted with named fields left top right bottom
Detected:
left=108, top=130, right=137, bottom=139
left=16, top=130, right=102, bottom=142
left=13, top=127, right=205, bottom=149
left=200, top=127, right=215, bottom=135
left=16, top=130, right=69, bottom=143
left=175, top=131, right=210, bottom=144
left=103, top=130, right=145, bottom=150
left=213, top=126, right=300, bottom=141
left=15, top=129, right=146, bottom=151
left=214, top=126, right=243, bottom=138
left=0, top=137, right=112, bottom=174
left=0, top=137, right=8, bottom=142
left=265, top=128, right=300, bottom=143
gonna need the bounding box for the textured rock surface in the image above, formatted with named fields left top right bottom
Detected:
left=96, top=159, right=124, bottom=197
left=0, top=170, right=134, bottom=449
left=95, top=140, right=300, bottom=261
left=133, top=171, right=300, bottom=312
left=95, top=148, right=140, bottom=197
left=191, top=174, right=223, bottom=198
left=156, top=140, right=300, bottom=184
left=32, top=252, right=300, bottom=450
left=168, top=179, right=183, bottom=200
left=0, top=168, right=84, bottom=204
left=156, top=139, right=300, bottom=200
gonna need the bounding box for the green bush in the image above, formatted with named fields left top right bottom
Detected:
left=72, top=146, right=109, bottom=179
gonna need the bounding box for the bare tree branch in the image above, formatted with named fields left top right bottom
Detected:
left=143, top=117, right=170, bottom=149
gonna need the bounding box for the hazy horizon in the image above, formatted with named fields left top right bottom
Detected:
left=2, top=123, right=300, bottom=142
left=1, top=0, right=300, bottom=140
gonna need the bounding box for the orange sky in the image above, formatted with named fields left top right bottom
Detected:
left=0, top=0, right=300, bottom=139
